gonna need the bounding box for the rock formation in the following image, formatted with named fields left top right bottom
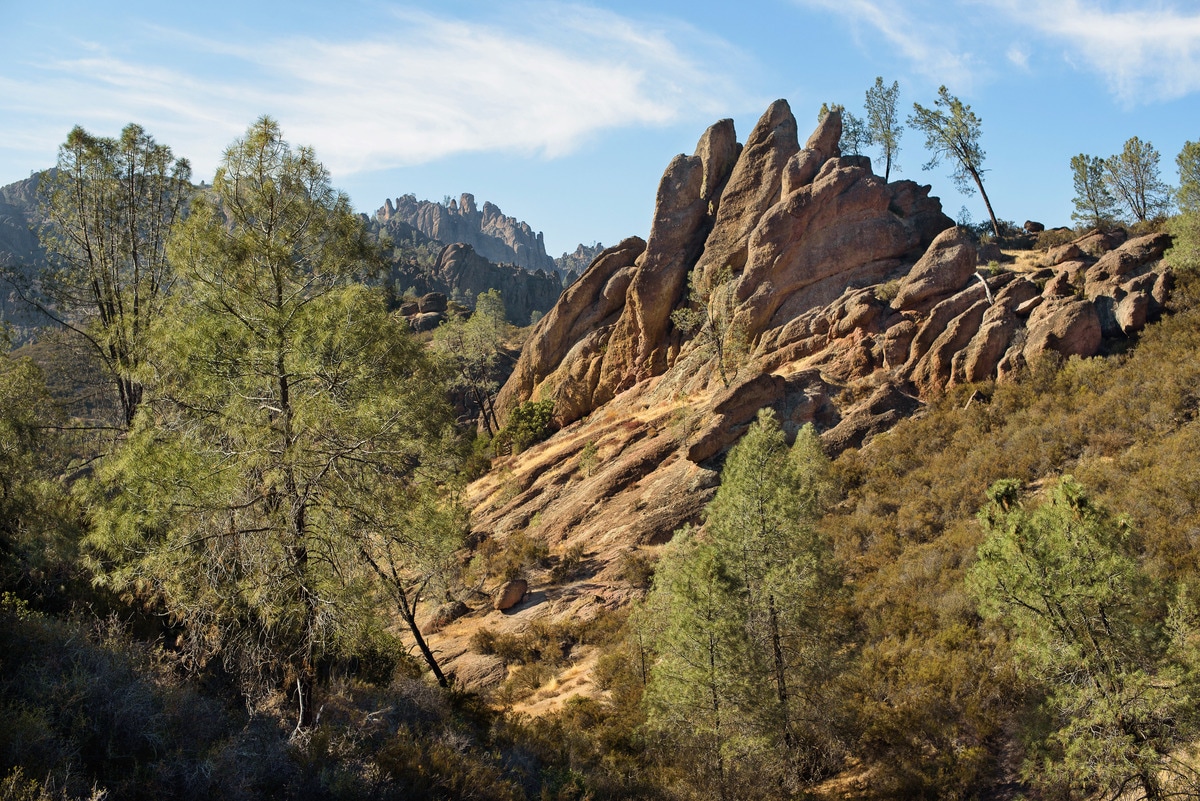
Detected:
left=0, top=175, right=51, bottom=342
left=379, top=193, right=559, bottom=275
left=432, top=243, right=562, bottom=325
left=426, top=102, right=1174, bottom=694
left=554, top=242, right=605, bottom=281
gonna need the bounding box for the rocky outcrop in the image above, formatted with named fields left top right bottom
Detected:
left=555, top=243, right=605, bottom=279
left=379, top=192, right=559, bottom=275
left=441, top=104, right=1175, bottom=705
left=485, top=102, right=1173, bottom=521
left=0, top=175, right=52, bottom=342
left=496, top=102, right=953, bottom=429
left=432, top=244, right=561, bottom=325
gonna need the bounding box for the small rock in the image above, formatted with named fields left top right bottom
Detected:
left=422, top=600, right=470, bottom=634
left=494, top=579, right=528, bottom=611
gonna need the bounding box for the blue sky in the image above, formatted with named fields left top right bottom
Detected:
left=1, top=0, right=1198, bottom=255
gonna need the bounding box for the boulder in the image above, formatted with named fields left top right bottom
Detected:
left=410, top=312, right=444, bottom=332
left=447, top=653, right=507, bottom=691
left=418, top=292, right=448, bottom=314
left=493, top=579, right=528, bottom=611
left=1043, top=271, right=1075, bottom=298
left=1086, top=232, right=1172, bottom=286
left=1075, top=228, right=1127, bottom=258
left=891, top=227, right=977, bottom=313
left=1024, top=298, right=1102, bottom=361
left=421, top=600, right=470, bottom=634
left=1042, top=242, right=1083, bottom=267
left=962, top=304, right=1018, bottom=383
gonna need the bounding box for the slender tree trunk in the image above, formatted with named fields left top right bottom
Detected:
left=768, top=594, right=793, bottom=750
left=396, top=588, right=449, bottom=687
left=709, top=630, right=728, bottom=801
left=970, top=166, right=1001, bottom=240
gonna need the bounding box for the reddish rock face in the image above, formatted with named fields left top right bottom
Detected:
left=493, top=579, right=528, bottom=611
left=478, top=102, right=1174, bottom=595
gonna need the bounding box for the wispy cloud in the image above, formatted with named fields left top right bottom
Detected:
left=789, top=0, right=980, bottom=87
left=1006, top=44, right=1031, bottom=70
left=0, top=3, right=748, bottom=179
left=984, top=0, right=1200, bottom=103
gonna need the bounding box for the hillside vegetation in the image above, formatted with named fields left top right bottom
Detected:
left=4, top=96, right=1200, bottom=800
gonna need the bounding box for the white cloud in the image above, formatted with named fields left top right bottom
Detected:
left=790, top=0, right=980, bottom=87
left=985, top=0, right=1200, bottom=102
left=1006, top=44, right=1030, bottom=70
left=0, top=3, right=748, bottom=180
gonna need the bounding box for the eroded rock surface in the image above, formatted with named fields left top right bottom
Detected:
left=434, top=103, right=1174, bottom=696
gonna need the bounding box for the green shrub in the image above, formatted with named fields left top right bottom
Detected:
left=494, top=399, right=556, bottom=455
left=873, top=279, right=901, bottom=303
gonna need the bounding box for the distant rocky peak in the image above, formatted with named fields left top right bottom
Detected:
left=375, top=192, right=563, bottom=276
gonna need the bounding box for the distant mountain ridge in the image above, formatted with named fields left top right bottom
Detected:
left=376, top=192, right=601, bottom=279
left=378, top=193, right=557, bottom=274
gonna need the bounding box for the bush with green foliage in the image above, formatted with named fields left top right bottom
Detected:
left=641, top=411, right=845, bottom=799
left=494, top=398, right=556, bottom=455
left=970, top=477, right=1200, bottom=800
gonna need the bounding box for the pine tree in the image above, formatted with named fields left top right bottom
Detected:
left=1105, top=136, right=1171, bottom=224
left=86, top=118, right=460, bottom=727
left=1070, top=153, right=1121, bottom=229
left=431, top=288, right=511, bottom=435
left=1168, top=140, right=1200, bottom=269
left=32, top=124, right=192, bottom=426
left=969, top=477, right=1200, bottom=800
left=643, top=411, right=843, bottom=795
left=910, top=87, right=1000, bottom=239
left=864, top=77, right=902, bottom=181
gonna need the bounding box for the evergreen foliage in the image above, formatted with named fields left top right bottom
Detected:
left=909, top=86, right=1000, bottom=239
left=1070, top=152, right=1121, bottom=229
left=494, top=398, right=556, bottom=455
left=643, top=411, right=843, bottom=798
left=864, top=77, right=902, bottom=181
left=431, top=288, right=511, bottom=435
left=1169, top=141, right=1200, bottom=271
left=1176, top=140, right=1200, bottom=215
left=32, top=124, right=192, bottom=427
left=670, top=266, right=747, bottom=388
left=1105, top=136, right=1171, bottom=224
left=84, top=117, right=460, bottom=725
left=970, top=477, right=1200, bottom=800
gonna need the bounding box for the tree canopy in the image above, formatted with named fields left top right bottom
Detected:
left=1070, top=153, right=1121, bottom=229
left=864, top=77, right=902, bottom=181
left=909, top=86, right=1000, bottom=239
left=86, top=117, right=461, bottom=726
left=643, top=410, right=843, bottom=798
left=969, top=477, right=1200, bottom=800
left=33, top=124, right=192, bottom=426
left=1105, top=136, right=1171, bottom=224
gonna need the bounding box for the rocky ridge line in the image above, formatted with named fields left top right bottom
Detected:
left=430, top=101, right=1173, bottom=698
left=379, top=192, right=559, bottom=276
